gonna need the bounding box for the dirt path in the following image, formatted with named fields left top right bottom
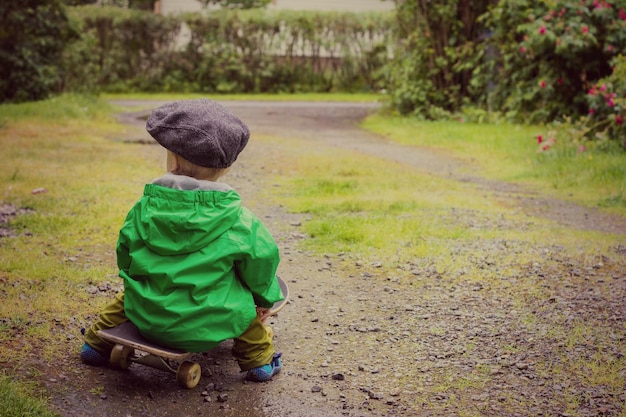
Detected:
left=44, top=101, right=626, bottom=417
left=116, top=100, right=626, bottom=235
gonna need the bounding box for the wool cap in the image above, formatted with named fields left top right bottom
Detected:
left=146, top=99, right=250, bottom=168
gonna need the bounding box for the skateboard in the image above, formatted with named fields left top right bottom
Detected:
left=97, top=277, right=289, bottom=388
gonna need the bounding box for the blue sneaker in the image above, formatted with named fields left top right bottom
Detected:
left=246, top=353, right=282, bottom=382
left=80, top=343, right=108, bottom=366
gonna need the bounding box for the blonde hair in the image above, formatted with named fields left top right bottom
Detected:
left=166, top=151, right=229, bottom=181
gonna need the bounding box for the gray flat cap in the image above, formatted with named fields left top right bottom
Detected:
left=146, top=99, right=250, bottom=168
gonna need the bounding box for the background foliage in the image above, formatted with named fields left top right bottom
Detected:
left=484, top=0, right=626, bottom=126
left=0, top=0, right=78, bottom=103
left=384, top=0, right=497, bottom=118
left=386, top=0, right=625, bottom=145
left=63, top=6, right=393, bottom=95
left=1, top=0, right=624, bottom=146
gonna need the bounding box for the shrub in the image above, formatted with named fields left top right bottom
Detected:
left=0, top=0, right=78, bottom=103
left=65, top=7, right=393, bottom=94
left=586, top=54, right=626, bottom=143
left=384, top=0, right=496, bottom=118
left=182, top=9, right=393, bottom=93
left=66, top=6, right=182, bottom=93
left=485, top=0, right=626, bottom=125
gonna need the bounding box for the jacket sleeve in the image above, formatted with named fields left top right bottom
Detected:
left=234, top=211, right=283, bottom=308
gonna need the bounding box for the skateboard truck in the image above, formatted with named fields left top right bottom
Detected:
left=105, top=324, right=201, bottom=388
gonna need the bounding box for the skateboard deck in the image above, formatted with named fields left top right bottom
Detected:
left=97, top=276, right=289, bottom=388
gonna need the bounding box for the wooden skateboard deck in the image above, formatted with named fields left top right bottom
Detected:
left=97, top=276, right=289, bottom=388
left=99, top=320, right=192, bottom=360
left=270, top=275, right=290, bottom=315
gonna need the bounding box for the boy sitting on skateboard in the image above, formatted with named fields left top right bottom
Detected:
left=81, top=99, right=283, bottom=382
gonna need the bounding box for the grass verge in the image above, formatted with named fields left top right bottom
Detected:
left=263, top=131, right=623, bottom=265
left=0, top=374, right=59, bottom=417
left=0, top=94, right=163, bottom=412
left=362, top=115, right=626, bottom=213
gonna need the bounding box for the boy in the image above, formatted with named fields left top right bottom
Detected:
left=80, top=99, right=283, bottom=382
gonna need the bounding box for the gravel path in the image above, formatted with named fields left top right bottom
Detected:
left=43, top=100, right=626, bottom=417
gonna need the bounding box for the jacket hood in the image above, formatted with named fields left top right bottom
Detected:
left=131, top=173, right=241, bottom=256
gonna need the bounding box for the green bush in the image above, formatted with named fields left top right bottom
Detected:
left=586, top=54, right=626, bottom=143
left=384, top=0, right=495, bottom=118
left=0, top=0, right=78, bottom=103
left=66, top=6, right=181, bottom=93
left=178, top=9, right=393, bottom=93
left=485, top=0, right=626, bottom=125
left=63, top=7, right=392, bottom=94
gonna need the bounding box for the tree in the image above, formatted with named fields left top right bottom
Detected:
left=0, top=0, right=78, bottom=103
left=385, top=0, right=496, bottom=117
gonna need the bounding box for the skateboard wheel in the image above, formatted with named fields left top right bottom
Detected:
left=110, top=344, right=134, bottom=370
left=176, top=361, right=201, bottom=389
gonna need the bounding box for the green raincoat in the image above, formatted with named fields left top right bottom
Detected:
left=116, top=173, right=282, bottom=352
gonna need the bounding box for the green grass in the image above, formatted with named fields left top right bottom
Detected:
left=0, top=95, right=163, bottom=411
left=0, top=94, right=113, bottom=122
left=0, top=374, right=59, bottom=417
left=264, top=129, right=623, bottom=267
left=0, top=102, right=160, bottom=244
left=363, top=115, right=626, bottom=212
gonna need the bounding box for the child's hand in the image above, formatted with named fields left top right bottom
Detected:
left=256, top=307, right=272, bottom=323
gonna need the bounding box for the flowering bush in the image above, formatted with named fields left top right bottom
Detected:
left=586, top=54, right=626, bottom=143
left=535, top=54, right=625, bottom=153
left=486, top=0, right=626, bottom=134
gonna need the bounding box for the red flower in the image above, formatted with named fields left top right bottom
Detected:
left=616, top=115, right=624, bottom=125
left=582, top=26, right=589, bottom=34
left=540, top=80, right=547, bottom=88
left=620, top=8, right=626, bottom=20
left=539, top=26, right=547, bottom=34
left=589, top=108, right=596, bottom=115
left=537, top=135, right=543, bottom=144
left=542, top=145, right=551, bottom=151
left=521, top=46, right=527, bottom=53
